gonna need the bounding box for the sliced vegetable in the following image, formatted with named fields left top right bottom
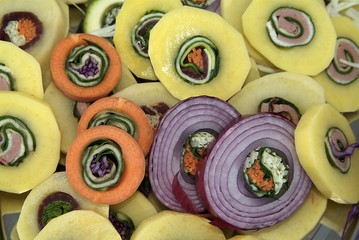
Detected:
left=0, top=115, right=35, bottom=167
left=16, top=172, right=109, bottom=240
left=266, top=7, right=315, bottom=48
left=197, top=113, right=312, bottom=230
left=0, top=40, right=43, bottom=98
left=242, top=0, right=337, bottom=75
left=130, top=210, right=226, bottom=240
left=0, top=91, right=61, bottom=194
left=82, top=0, right=124, bottom=35
left=0, top=0, right=69, bottom=88
left=66, top=125, right=145, bottom=204
left=313, top=16, right=359, bottom=112
left=113, top=0, right=183, bottom=80
left=149, top=95, right=241, bottom=213
left=228, top=72, right=325, bottom=122
left=238, top=187, right=327, bottom=240
left=148, top=6, right=251, bottom=100
left=50, top=33, right=122, bottom=102
left=295, top=103, right=359, bottom=203
left=34, top=210, right=121, bottom=240
left=77, top=97, right=153, bottom=155
left=181, top=0, right=221, bottom=14
left=109, top=211, right=134, bottom=240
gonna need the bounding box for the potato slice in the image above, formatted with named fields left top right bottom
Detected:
left=34, top=210, right=120, bottom=240
left=131, top=210, right=226, bottom=240
left=0, top=91, right=61, bottom=193
left=242, top=0, right=337, bottom=76
left=148, top=6, right=251, bottom=100
left=228, top=71, right=325, bottom=117
left=295, top=103, right=359, bottom=203
left=110, top=191, right=157, bottom=228
left=313, top=16, right=359, bottom=113
left=0, top=40, right=43, bottom=98
left=113, top=0, right=182, bottom=80
left=238, top=187, right=327, bottom=240
left=17, top=171, right=109, bottom=240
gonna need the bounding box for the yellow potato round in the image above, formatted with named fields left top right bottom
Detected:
left=0, top=91, right=61, bottom=193
left=149, top=6, right=251, bottom=100
left=242, top=0, right=337, bottom=76
left=34, top=210, right=120, bottom=240
left=17, top=172, right=109, bottom=240
left=295, top=103, right=359, bottom=203
left=313, top=16, right=359, bottom=113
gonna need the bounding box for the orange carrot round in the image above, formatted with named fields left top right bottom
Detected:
left=50, top=33, right=122, bottom=102
left=77, top=96, right=153, bottom=155
left=66, top=125, right=145, bottom=205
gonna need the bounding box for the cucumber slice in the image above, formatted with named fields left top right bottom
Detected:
left=82, top=0, right=125, bottom=34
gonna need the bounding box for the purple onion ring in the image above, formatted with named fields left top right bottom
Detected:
left=149, top=95, right=241, bottom=213
left=197, top=113, right=312, bottom=230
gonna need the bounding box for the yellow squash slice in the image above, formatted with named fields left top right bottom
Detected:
left=0, top=91, right=61, bottom=193
left=34, top=210, right=120, bottom=240
left=0, top=40, right=43, bottom=98
left=113, top=0, right=183, bottom=80
left=17, top=171, right=109, bottom=240
left=313, top=16, right=359, bottom=113
left=295, top=103, right=359, bottom=203
left=242, top=0, right=337, bottom=76
left=148, top=6, right=251, bottom=100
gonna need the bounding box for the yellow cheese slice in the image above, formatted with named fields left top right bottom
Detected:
left=17, top=171, right=109, bottom=240
left=242, top=0, right=337, bottom=76
left=0, top=91, right=61, bottom=193
left=228, top=71, right=325, bottom=116
left=34, top=210, right=120, bottom=240
left=313, top=16, right=359, bottom=113
left=295, top=103, right=359, bottom=203
left=113, top=0, right=183, bottom=80
left=148, top=6, right=251, bottom=100
left=0, top=40, right=43, bottom=98
left=131, top=210, right=226, bottom=240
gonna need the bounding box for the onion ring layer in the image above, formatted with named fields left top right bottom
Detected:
left=197, top=113, right=312, bottom=230
left=149, top=95, right=241, bottom=213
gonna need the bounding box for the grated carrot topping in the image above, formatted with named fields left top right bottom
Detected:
left=183, top=144, right=199, bottom=176
left=17, top=19, right=37, bottom=42
left=247, top=160, right=274, bottom=191
left=192, top=0, right=206, bottom=3
left=188, top=48, right=204, bottom=72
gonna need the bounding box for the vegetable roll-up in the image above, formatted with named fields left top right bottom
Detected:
left=0, top=91, right=61, bottom=193
left=148, top=6, right=251, bottom=101
left=313, top=16, right=359, bottom=113
left=17, top=171, right=109, bottom=240
left=113, top=0, right=183, bottom=81
left=242, top=0, right=337, bottom=76
left=0, top=40, right=43, bottom=98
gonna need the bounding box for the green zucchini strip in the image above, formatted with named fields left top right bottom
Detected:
left=0, top=63, right=14, bottom=91
left=66, top=41, right=109, bottom=87
left=82, top=139, right=124, bottom=191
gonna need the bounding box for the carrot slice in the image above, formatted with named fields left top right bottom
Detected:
left=50, top=33, right=122, bottom=102
left=66, top=125, right=145, bottom=205
left=77, top=96, right=153, bottom=155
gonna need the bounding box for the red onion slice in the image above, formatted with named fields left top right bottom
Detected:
left=149, top=95, right=241, bottom=213
left=197, top=113, right=312, bottom=230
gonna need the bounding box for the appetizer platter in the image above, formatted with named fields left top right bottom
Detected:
left=0, top=0, right=358, bottom=239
